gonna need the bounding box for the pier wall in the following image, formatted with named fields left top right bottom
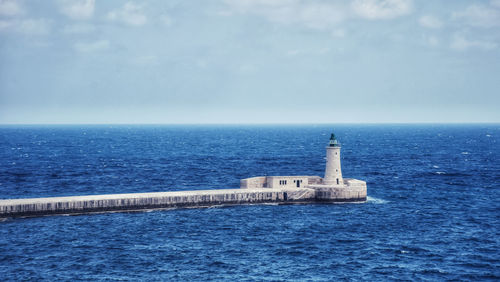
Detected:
left=0, top=179, right=367, bottom=218
left=0, top=188, right=316, bottom=218
left=309, top=179, right=367, bottom=202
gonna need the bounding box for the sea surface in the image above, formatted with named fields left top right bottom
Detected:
left=0, top=124, right=498, bottom=281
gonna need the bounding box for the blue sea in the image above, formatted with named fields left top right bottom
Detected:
left=0, top=124, right=498, bottom=280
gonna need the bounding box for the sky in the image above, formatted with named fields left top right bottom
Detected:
left=0, top=0, right=499, bottom=124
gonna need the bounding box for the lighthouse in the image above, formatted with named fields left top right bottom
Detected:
left=323, top=133, right=343, bottom=186
left=240, top=132, right=367, bottom=202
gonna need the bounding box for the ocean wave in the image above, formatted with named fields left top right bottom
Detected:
left=367, top=196, right=388, bottom=204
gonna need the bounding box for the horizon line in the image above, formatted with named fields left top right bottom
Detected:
left=0, top=122, right=499, bottom=126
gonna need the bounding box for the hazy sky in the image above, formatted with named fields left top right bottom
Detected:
left=0, top=0, right=499, bottom=124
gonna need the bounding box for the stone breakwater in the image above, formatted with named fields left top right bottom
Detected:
left=0, top=133, right=368, bottom=218
left=0, top=186, right=366, bottom=218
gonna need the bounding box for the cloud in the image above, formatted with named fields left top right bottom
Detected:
left=351, top=0, right=412, bottom=20
left=223, top=0, right=296, bottom=24
left=418, top=15, right=442, bottom=29
left=131, top=55, right=159, bottom=66
left=224, top=0, right=347, bottom=30
left=74, top=40, right=110, bottom=52
left=427, top=36, right=439, bottom=47
left=450, top=34, right=497, bottom=51
left=297, top=3, right=346, bottom=29
left=238, top=63, right=257, bottom=74
left=422, top=34, right=439, bottom=47
left=285, top=47, right=333, bottom=57
left=286, top=49, right=300, bottom=56
left=331, top=29, right=346, bottom=38
left=226, top=0, right=299, bottom=13
left=223, top=0, right=412, bottom=32
left=159, top=15, right=173, bottom=26
left=62, top=23, right=95, bottom=34
left=0, top=0, right=24, bottom=16
left=58, top=0, right=95, bottom=20
left=107, top=2, right=147, bottom=26
left=0, top=18, right=51, bottom=35
left=452, top=4, right=500, bottom=28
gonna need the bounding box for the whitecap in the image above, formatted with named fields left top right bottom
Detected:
left=366, top=196, right=388, bottom=204
left=461, top=152, right=469, bottom=155
left=433, top=165, right=439, bottom=168
left=436, top=171, right=446, bottom=175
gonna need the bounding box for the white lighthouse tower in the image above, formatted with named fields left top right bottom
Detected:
left=323, top=133, right=343, bottom=186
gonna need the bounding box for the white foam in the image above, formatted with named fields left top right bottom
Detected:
left=436, top=171, right=446, bottom=175
left=461, top=152, right=469, bottom=155
left=366, top=196, right=388, bottom=204
left=433, top=165, right=439, bottom=168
